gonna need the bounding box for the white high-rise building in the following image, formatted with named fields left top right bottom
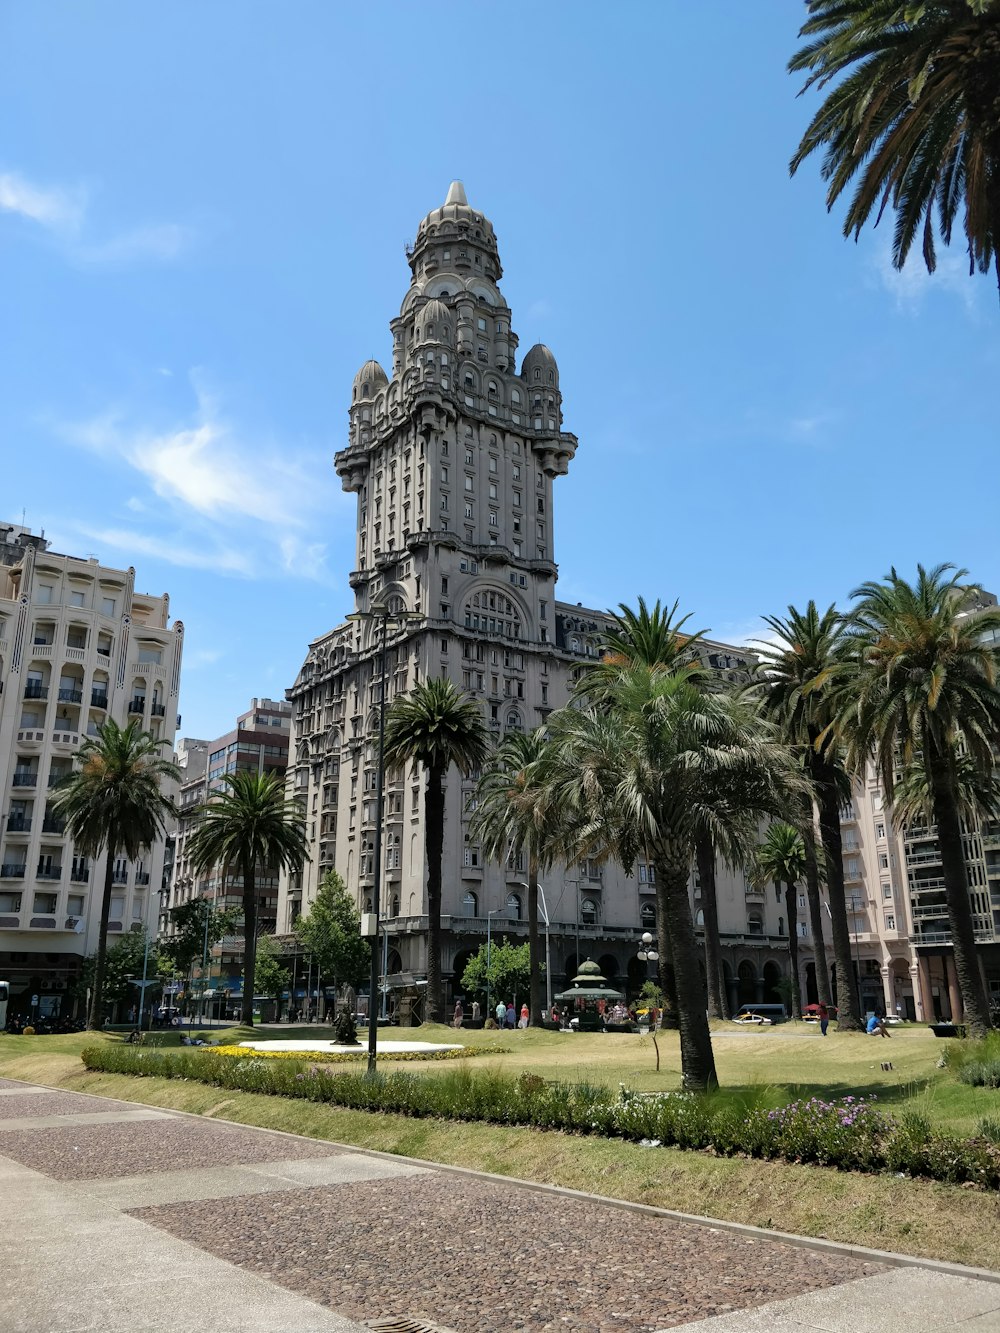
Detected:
left=0, top=525, right=182, bottom=1017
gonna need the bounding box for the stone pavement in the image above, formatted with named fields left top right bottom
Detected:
left=0, top=1076, right=998, bottom=1333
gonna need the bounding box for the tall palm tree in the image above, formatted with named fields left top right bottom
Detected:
left=384, top=678, right=489, bottom=1023
left=843, top=563, right=1000, bottom=1033
left=753, top=823, right=809, bottom=1019
left=470, top=728, right=555, bottom=1025
left=789, top=0, right=1000, bottom=297
left=186, top=770, right=308, bottom=1028
left=541, top=665, right=798, bottom=1091
left=753, top=603, right=860, bottom=1029
left=51, top=719, right=178, bottom=1029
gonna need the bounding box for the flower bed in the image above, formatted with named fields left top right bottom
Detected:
left=207, top=1044, right=491, bottom=1063
left=80, top=1045, right=1000, bottom=1191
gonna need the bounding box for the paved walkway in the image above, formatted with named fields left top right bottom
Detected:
left=1, top=1076, right=998, bottom=1333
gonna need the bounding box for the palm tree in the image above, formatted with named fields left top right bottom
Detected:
left=186, top=770, right=308, bottom=1028
left=789, top=0, right=1000, bottom=297
left=541, top=665, right=798, bottom=1091
left=753, top=603, right=860, bottom=1029
left=51, top=719, right=179, bottom=1029
left=753, top=823, right=809, bottom=1019
left=470, top=728, right=555, bottom=1025
left=843, top=563, right=1000, bottom=1033
left=384, top=678, right=489, bottom=1023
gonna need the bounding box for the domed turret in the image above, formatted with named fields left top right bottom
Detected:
left=416, top=298, right=453, bottom=342
left=521, top=343, right=559, bottom=387
left=409, top=180, right=502, bottom=282
left=352, top=359, right=388, bottom=401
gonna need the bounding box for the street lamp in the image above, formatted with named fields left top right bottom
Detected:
left=514, top=881, right=552, bottom=1019
left=346, top=599, right=419, bottom=1075
left=485, top=906, right=505, bottom=1019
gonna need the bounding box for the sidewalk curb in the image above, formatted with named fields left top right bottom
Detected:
left=8, top=1072, right=1000, bottom=1287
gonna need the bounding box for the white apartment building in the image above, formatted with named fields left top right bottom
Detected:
left=0, top=525, right=182, bottom=1016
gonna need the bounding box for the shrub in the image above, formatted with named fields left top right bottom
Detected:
left=79, top=1045, right=1000, bottom=1191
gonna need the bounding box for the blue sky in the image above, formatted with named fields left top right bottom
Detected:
left=3, top=3, right=997, bottom=740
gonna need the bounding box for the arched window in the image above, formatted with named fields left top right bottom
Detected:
left=695, top=908, right=705, bottom=927
left=548, top=370, right=554, bottom=383
left=506, top=893, right=522, bottom=920
left=462, top=891, right=478, bottom=917
left=580, top=897, right=598, bottom=925
left=778, top=915, right=786, bottom=936
left=747, top=912, right=763, bottom=936
left=511, top=389, right=521, bottom=405
left=640, top=903, right=655, bottom=928
left=391, top=894, right=400, bottom=917
left=506, top=711, right=523, bottom=732
left=533, top=368, right=540, bottom=381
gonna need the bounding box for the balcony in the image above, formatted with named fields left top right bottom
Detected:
left=13, top=772, right=38, bottom=788
left=37, top=867, right=63, bottom=880
left=135, top=871, right=150, bottom=885
left=41, top=816, right=66, bottom=834
left=112, top=870, right=128, bottom=885
left=91, top=691, right=109, bottom=709
left=48, top=772, right=70, bottom=788
left=128, top=697, right=146, bottom=714
left=23, top=683, right=48, bottom=700
left=151, top=703, right=165, bottom=717
left=1, top=865, right=27, bottom=879
left=57, top=687, right=83, bottom=704
left=6, top=816, right=31, bottom=834
left=70, top=867, right=89, bottom=883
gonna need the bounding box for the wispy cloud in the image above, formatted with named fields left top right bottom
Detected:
left=185, top=648, right=224, bottom=669
left=0, top=166, right=191, bottom=265
left=872, top=241, right=980, bottom=316
left=54, top=377, right=344, bottom=583
left=0, top=170, right=83, bottom=229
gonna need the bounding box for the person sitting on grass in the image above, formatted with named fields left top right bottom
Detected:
left=866, top=1012, right=890, bottom=1038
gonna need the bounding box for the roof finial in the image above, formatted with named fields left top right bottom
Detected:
left=445, top=180, right=467, bottom=207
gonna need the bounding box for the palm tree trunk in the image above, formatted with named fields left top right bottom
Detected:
left=784, top=880, right=802, bottom=1019
left=88, top=833, right=117, bottom=1030
left=527, top=856, right=542, bottom=1026
left=241, top=856, right=257, bottom=1028
left=655, top=855, right=718, bottom=1091
left=927, top=751, right=993, bottom=1035
left=695, top=836, right=727, bottom=1019
left=424, top=761, right=445, bottom=1024
left=815, top=770, right=862, bottom=1031
left=652, top=871, right=679, bottom=1027
left=801, top=806, right=832, bottom=1007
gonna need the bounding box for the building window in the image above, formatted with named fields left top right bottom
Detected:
left=580, top=897, right=598, bottom=925
left=462, top=891, right=478, bottom=916
left=506, top=892, right=522, bottom=920
left=885, top=914, right=895, bottom=930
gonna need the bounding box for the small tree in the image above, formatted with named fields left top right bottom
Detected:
left=294, top=870, right=371, bottom=994
left=69, top=929, right=166, bottom=1020
left=160, top=899, right=240, bottom=982
left=460, top=940, right=532, bottom=1011
left=251, top=935, right=290, bottom=1021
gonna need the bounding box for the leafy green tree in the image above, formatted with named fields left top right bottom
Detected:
left=753, top=823, right=809, bottom=1019
left=753, top=604, right=857, bottom=1028
left=789, top=0, right=1000, bottom=297
left=471, top=728, right=556, bottom=1026
left=251, top=935, right=290, bottom=1019
left=51, top=719, right=179, bottom=1028
left=384, top=678, right=489, bottom=1023
left=539, top=665, right=797, bottom=1091
left=294, top=870, right=371, bottom=994
left=844, top=563, right=1000, bottom=1033
left=460, top=940, right=532, bottom=1011
left=160, top=899, right=240, bottom=981
left=69, top=929, right=166, bottom=1019
left=186, top=770, right=308, bottom=1028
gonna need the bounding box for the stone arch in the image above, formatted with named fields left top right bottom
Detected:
left=598, top=954, right=619, bottom=979
left=763, top=960, right=783, bottom=1004
left=737, top=959, right=757, bottom=1006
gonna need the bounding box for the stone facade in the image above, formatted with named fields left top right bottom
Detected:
left=0, top=525, right=181, bottom=1013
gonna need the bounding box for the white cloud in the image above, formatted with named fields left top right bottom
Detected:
left=279, top=535, right=330, bottom=582
left=873, top=241, right=980, bottom=316
left=125, top=496, right=146, bottom=513
left=72, top=525, right=254, bottom=576
left=0, top=166, right=189, bottom=266
left=0, top=170, right=83, bottom=229
left=185, top=648, right=223, bottom=669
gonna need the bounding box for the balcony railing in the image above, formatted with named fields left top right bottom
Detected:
left=112, top=870, right=128, bottom=885
left=13, top=772, right=38, bottom=788
left=48, top=772, right=70, bottom=788
left=70, top=867, right=89, bottom=883
left=37, top=866, right=62, bottom=880
left=6, top=817, right=31, bottom=833
left=58, top=688, right=83, bottom=703
left=41, top=817, right=66, bottom=834
left=23, top=683, right=48, bottom=700
left=1, top=865, right=27, bottom=878
left=135, top=871, right=150, bottom=885
left=128, top=697, right=146, bottom=714
left=150, top=703, right=165, bottom=717
left=91, top=691, right=109, bottom=709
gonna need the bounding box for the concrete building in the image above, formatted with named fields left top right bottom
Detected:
left=276, top=183, right=804, bottom=1015
left=0, top=525, right=182, bottom=1015
left=161, top=699, right=291, bottom=1009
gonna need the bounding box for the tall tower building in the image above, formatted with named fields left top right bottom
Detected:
left=280, top=185, right=795, bottom=1013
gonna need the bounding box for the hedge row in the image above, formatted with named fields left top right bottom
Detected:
left=80, top=1045, right=1000, bottom=1191
left=207, top=1044, right=494, bottom=1063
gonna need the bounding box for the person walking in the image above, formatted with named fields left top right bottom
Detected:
left=453, top=1000, right=464, bottom=1029
left=505, top=1002, right=516, bottom=1029
left=471, top=1000, right=480, bottom=1023
left=818, top=1001, right=829, bottom=1037
left=495, top=999, right=506, bottom=1028
left=518, top=1002, right=529, bottom=1029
